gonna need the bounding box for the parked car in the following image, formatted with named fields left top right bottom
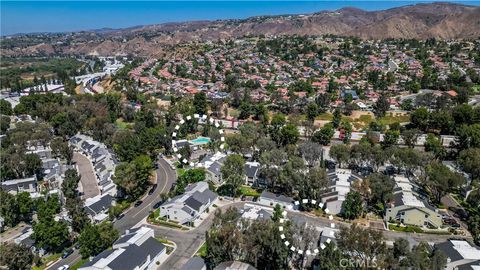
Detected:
left=57, top=265, right=70, bottom=270
left=117, top=213, right=125, bottom=220
left=62, top=249, right=73, bottom=259
left=134, top=201, right=143, bottom=207
left=153, top=201, right=162, bottom=209
left=149, top=184, right=158, bottom=195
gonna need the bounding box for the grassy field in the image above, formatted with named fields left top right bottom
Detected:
left=378, top=113, right=410, bottom=126
left=316, top=113, right=333, bottom=121
left=238, top=185, right=261, bottom=197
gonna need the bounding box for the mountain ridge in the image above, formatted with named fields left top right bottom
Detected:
left=2, top=2, right=479, bottom=57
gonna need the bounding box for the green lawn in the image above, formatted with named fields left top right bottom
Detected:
left=156, top=237, right=175, bottom=246
left=70, top=258, right=89, bottom=270
left=238, top=185, right=261, bottom=197
left=32, top=253, right=62, bottom=270
left=115, top=118, right=134, bottom=129
left=388, top=224, right=423, bottom=233
left=196, top=242, right=208, bottom=257
left=316, top=113, right=333, bottom=121
left=378, top=113, right=410, bottom=126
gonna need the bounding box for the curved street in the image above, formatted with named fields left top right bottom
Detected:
left=48, top=157, right=176, bottom=270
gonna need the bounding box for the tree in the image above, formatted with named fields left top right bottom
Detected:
left=306, top=102, right=318, bottom=121
left=278, top=124, right=299, bottom=146
left=341, top=191, right=363, bottom=220
left=298, top=142, right=322, bottom=167
left=426, top=162, right=465, bottom=203
left=24, top=153, right=42, bottom=177
left=51, top=137, right=74, bottom=164
left=0, top=99, right=12, bottom=115
left=401, top=129, right=419, bottom=148
left=424, top=133, right=445, bottom=159
left=0, top=115, right=10, bottom=135
left=337, top=224, right=387, bottom=268
left=366, top=173, right=394, bottom=210
left=0, top=242, right=34, bottom=270
left=312, top=242, right=349, bottom=270
left=382, top=129, right=400, bottom=148
left=193, top=92, right=208, bottom=115
left=410, top=107, right=430, bottom=131
left=79, top=222, right=119, bottom=258
left=16, top=192, right=34, bottom=222
left=330, top=144, right=350, bottom=168
left=468, top=214, right=480, bottom=245
left=0, top=190, right=19, bottom=227
left=61, top=169, right=81, bottom=199
left=458, top=148, right=480, bottom=182
left=312, top=124, right=334, bottom=146
left=456, top=124, right=480, bottom=151
left=113, top=155, right=153, bottom=199
left=32, top=216, right=70, bottom=252
left=374, top=95, right=390, bottom=117
left=339, top=121, right=352, bottom=144
left=220, top=154, right=245, bottom=196
left=332, top=108, right=341, bottom=128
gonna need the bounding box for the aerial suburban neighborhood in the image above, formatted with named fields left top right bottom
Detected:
left=1, top=1, right=480, bottom=270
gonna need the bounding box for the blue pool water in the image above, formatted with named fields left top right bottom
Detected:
left=190, top=137, right=211, bottom=144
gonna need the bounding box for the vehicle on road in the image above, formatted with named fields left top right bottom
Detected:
left=149, top=184, right=158, bottom=195
left=117, top=213, right=125, bottom=219
left=153, top=201, right=162, bottom=209
left=61, top=249, right=73, bottom=259
left=57, top=265, right=70, bottom=270
left=134, top=201, right=143, bottom=207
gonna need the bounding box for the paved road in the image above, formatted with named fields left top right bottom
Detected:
left=148, top=201, right=472, bottom=270
left=73, top=153, right=99, bottom=199
left=48, top=158, right=176, bottom=270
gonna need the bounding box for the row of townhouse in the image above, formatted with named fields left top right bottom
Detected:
left=385, top=175, right=443, bottom=228
left=69, top=134, right=118, bottom=196
left=320, top=169, right=363, bottom=215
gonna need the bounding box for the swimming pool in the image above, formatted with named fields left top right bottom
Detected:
left=189, top=137, right=211, bottom=145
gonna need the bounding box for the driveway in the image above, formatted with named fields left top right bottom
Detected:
left=73, top=152, right=99, bottom=199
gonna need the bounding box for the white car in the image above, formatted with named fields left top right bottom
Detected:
left=57, top=265, right=70, bottom=270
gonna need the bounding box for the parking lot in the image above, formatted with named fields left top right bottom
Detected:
left=73, top=152, right=100, bottom=199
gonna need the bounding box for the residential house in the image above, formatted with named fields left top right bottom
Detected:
left=257, top=191, right=294, bottom=210
left=159, top=181, right=217, bottom=226
left=80, top=227, right=167, bottom=270
left=244, top=161, right=260, bottom=186
left=385, top=176, right=443, bottom=228
left=199, top=153, right=227, bottom=185
left=435, top=240, right=480, bottom=270
left=84, top=194, right=114, bottom=223
left=0, top=177, right=39, bottom=197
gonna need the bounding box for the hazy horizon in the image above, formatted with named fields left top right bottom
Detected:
left=2, top=1, right=480, bottom=36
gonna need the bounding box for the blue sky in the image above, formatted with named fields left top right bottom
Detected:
left=2, top=1, right=480, bottom=35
